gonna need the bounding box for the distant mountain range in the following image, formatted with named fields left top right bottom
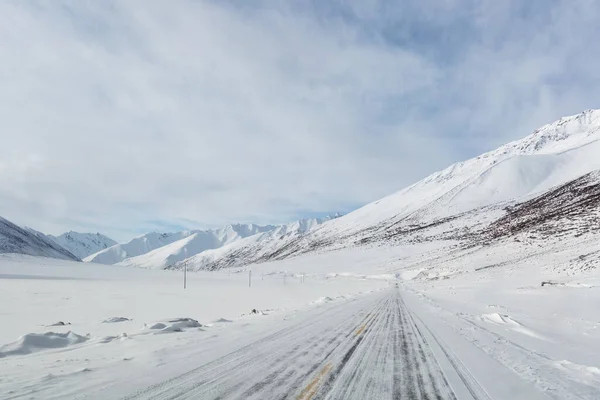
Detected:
left=168, top=109, right=600, bottom=270
left=86, top=216, right=341, bottom=269
left=1, top=110, right=600, bottom=271
left=0, top=214, right=342, bottom=266
left=48, top=232, right=117, bottom=259
left=116, top=216, right=341, bottom=270
left=0, top=217, right=79, bottom=261
left=281, top=109, right=600, bottom=252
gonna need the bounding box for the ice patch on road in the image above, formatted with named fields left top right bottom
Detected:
left=144, top=318, right=203, bottom=334
left=0, top=331, right=89, bottom=357
left=481, top=313, right=546, bottom=340
left=102, top=317, right=131, bottom=323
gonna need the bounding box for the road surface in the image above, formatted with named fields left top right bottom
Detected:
left=123, top=287, right=484, bottom=399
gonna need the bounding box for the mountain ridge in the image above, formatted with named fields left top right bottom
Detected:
left=114, top=216, right=341, bottom=269
left=0, top=217, right=80, bottom=261
left=311, top=109, right=600, bottom=237
left=84, top=216, right=341, bottom=267
left=6, top=110, right=600, bottom=270
left=49, top=232, right=117, bottom=259
left=171, top=109, right=600, bottom=270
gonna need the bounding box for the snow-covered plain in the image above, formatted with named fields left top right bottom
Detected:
left=2, top=223, right=600, bottom=399
left=399, top=235, right=600, bottom=399
left=0, top=253, right=390, bottom=399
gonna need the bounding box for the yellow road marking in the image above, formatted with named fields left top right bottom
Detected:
left=355, top=323, right=367, bottom=336
left=297, top=361, right=333, bottom=400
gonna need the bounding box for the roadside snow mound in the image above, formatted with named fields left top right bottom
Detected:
left=212, top=318, right=233, bottom=323
left=47, top=321, right=71, bottom=327
left=144, top=318, right=202, bottom=333
left=480, top=313, right=546, bottom=340
left=0, top=331, right=89, bottom=357
left=313, top=296, right=334, bottom=304
left=102, top=317, right=131, bottom=323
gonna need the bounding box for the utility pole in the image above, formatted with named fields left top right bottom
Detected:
left=183, top=262, right=187, bottom=289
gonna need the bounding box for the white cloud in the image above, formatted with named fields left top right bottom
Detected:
left=1, top=1, right=600, bottom=241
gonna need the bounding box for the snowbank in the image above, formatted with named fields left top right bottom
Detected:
left=144, top=318, right=203, bottom=333
left=102, top=317, right=131, bottom=323
left=0, top=331, right=89, bottom=357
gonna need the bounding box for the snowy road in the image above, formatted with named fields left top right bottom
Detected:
left=123, top=287, right=481, bottom=400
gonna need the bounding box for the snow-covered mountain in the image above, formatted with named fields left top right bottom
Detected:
left=85, top=224, right=279, bottom=266
left=175, top=109, right=600, bottom=270
left=169, top=215, right=340, bottom=271
left=116, top=218, right=338, bottom=269
left=0, top=217, right=80, bottom=261
left=486, top=169, right=600, bottom=241
left=84, top=231, right=199, bottom=264
left=114, top=224, right=274, bottom=269
left=49, top=232, right=117, bottom=259
left=315, top=109, right=600, bottom=238
left=85, top=109, right=600, bottom=271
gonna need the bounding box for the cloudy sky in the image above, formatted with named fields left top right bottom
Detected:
left=2, top=0, right=600, bottom=241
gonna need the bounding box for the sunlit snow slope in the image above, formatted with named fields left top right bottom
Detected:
left=116, top=224, right=276, bottom=269
left=84, top=231, right=199, bottom=265
left=117, top=218, right=337, bottom=269
left=185, top=109, right=600, bottom=269
left=88, top=110, right=600, bottom=271
left=319, top=109, right=600, bottom=236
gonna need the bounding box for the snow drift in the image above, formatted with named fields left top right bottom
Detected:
left=0, top=331, right=89, bottom=357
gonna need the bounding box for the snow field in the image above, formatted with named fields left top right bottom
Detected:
left=400, top=236, right=600, bottom=399
left=0, top=253, right=389, bottom=399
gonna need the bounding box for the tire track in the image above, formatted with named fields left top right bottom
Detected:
left=122, top=289, right=461, bottom=400
left=197, top=300, right=381, bottom=400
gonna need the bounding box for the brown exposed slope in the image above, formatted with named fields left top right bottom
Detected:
left=486, top=170, right=600, bottom=239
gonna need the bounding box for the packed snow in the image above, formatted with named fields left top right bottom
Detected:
left=0, top=252, right=392, bottom=398
left=2, top=223, right=600, bottom=399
